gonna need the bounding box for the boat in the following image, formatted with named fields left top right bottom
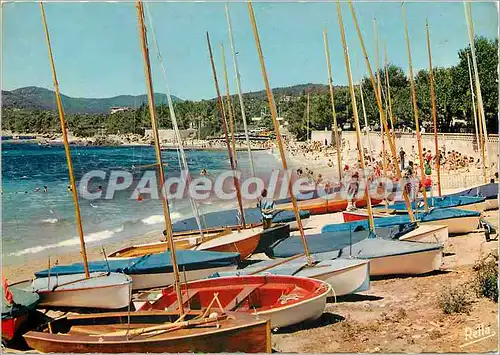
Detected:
left=2, top=279, right=40, bottom=344
left=312, top=238, right=443, bottom=276
left=210, top=257, right=370, bottom=297
left=397, top=224, right=449, bottom=245
left=449, top=182, right=498, bottom=211
left=32, top=250, right=240, bottom=291
left=276, top=195, right=383, bottom=215
left=135, top=275, right=331, bottom=328
left=11, top=272, right=132, bottom=309
left=23, top=310, right=271, bottom=353
left=376, top=195, right=486, bottom=213
left=343, top=208, right=395, bottom=222
left=172, top=208, right=310, bottom=233
left=32, top=4, right=135, bottom=310
left=326, top=208, right=480, bottom=235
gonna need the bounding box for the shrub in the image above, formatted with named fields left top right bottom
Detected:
left=472, top=254, right=498, bottom=303
left=438, top=284, right=474, bottom=314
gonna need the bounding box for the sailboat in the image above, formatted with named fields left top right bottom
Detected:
left=24, top=3, right=272, bottom=352
left=13, top=3, right=133, bottom=310
left=449, top=182, right=498, bottom=211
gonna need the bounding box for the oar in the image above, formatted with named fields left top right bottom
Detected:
left=100, top=314, right=227, bottom=337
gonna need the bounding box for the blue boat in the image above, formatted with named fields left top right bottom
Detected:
left=35, top=250, right=241, bottom=291
left=172, top=208, right=310, bottom=232
left=322, top=208, right=480, bottom=235
left=449, top=182, right=498, bottom=211
left=376, top=195, right=486, bottom=213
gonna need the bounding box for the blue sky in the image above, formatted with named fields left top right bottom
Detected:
left=2, top=1, right=498, bottom=101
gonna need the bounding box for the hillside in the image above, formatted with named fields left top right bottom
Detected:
left=1, top=86, right=180, bottom=114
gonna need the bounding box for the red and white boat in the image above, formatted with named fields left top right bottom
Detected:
left=2, top=277, right=40, bottom=344
left=135, top=275, right=331, bottom=329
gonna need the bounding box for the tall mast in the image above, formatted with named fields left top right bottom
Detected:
left=306, top=91, right=310, bottom=142
left=221, top=42, right=238, bottom=168
left=402, top=3, right=429, bottom=211
left=40, top=2, right=89, bottom=278
left=206, top=32, right=246, bottom=227
left=323, top=28, right=343, bottom=180
left=465, top=2, right=489, bottom=182
left=226, top=5, right=256, bottom=178
left=425, top=20, right=442, bottom=196
left=135, top=1, right=183, bottom=315
left=373, top=19, right=388, bottom=182
left=383, top=43, right=396, bottom=144
left=348, top=0, right=415, bottom=221
left=336, top=0, right=375, bottom=233
left=248, top=1, right=311, bottom=263
left=359, top=80, right=372, bottom=157
left=467, top=53, right=481, bottom=160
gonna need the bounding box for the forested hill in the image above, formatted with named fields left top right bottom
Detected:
left=1, top=86, right=181, bottom=114
left=2, top=37, right=498, bottom=139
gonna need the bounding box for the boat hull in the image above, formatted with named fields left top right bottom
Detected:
left=129, top=265, right=238, bottom=291
left=484, top=198, right=499, bottom=211
left=1, top=315, right=27, bottom=343
left=278, top=197, right=382, bottom=215
left=296, top=259, right=370, bottom=297
left=23, top=312, right=271, bottom=353
left=13, top=273, right=132, bottom=309
left=397, top=224, right=449, bottom=246
left=368, top=249, right=442, bottom=276
left=192, top=227, right=262, bottom=259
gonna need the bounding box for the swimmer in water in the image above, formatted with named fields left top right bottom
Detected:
left=201, top=168, right=207, bottom=176
left=43, top=186, right=48, bottom=193
left=34, top=187, right=40, bottom=192
left=67, top=185, right=72, bottom=192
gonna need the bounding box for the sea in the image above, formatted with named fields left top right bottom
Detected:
left=2, top=142, right=280, bottom=265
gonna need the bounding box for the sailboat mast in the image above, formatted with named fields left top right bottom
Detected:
left=247, top=1, right=311, bottom=262
left=425, top=20, right=442, bottom=196
left=402, top=3, right=429, bottom=211
left=336, top=0, right=375, bottom=233
left=466, top=54, right=481, bottom=161
left=359, top=81, right=372, bottom=157
left=383, top=43, right=397, bottom=144
left=221, top=43, right=239, bottom=168
left=323, top=29, right=343, bottom=180
left=40, top=2, right=90, bottom=278
left=135, top=1, right=183, bottom=315
left=206, top=32, right=246, bottom=228
left=373, top=19, right=388, bottom=182
left=465, top=2, right=489, bottom=182
left=306, top=91, right=310, bottom=142
left=226, top=5, right=256, bottom=178
left=348, top=0, right=415, bottom=222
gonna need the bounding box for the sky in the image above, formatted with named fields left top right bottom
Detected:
left=2, top=1, right=498, bottom=101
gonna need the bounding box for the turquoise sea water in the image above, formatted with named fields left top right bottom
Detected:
left=2, top=143, right=279, bottom=265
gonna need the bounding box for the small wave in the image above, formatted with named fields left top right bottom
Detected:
left=9, top=226, right=124, bottom=257
left=41, top=218, right=58, bottom=224
left=141, top=211, right=183, bottom=225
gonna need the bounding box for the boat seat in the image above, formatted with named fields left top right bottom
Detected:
left=224, top=284, right=264, bottom=312
left=170, top=290, right=199, bottom=310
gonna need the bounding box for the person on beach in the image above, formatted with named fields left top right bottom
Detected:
left=257, top=188, right=275, bottom=229
left=399, top=147, right=406, bottom=170
left=346, top=172, right=359, bottom=211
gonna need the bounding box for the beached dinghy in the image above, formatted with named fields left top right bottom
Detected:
left=449, top=182, right=498, bottom=211
left=2, top=279, right=40, bottom=344
left=172, top=208, right=310, bottom=233
left=276, top=195, right=383, bottom=215
left=135, top=275, right=330, bottom=328
left=324, top=208, right=480, bottom=235
left=210, top=257, right=370, bottom=297
left=109, top=226, right=270, bottom=260
left=376, top=195, right=486, bottom=213
left=12, top=273, right=132, bottom=309
left=33, top=250, right=240, bottom=291
left=23, top=310, right=271, bottom=353
left=312, top=238, right=443, bottom=276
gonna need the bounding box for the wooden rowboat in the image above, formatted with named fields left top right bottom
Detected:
left=109, top=226, right=266, bottom=260
left=23, top=310, right=271, bottom=353
left=277, top=196, right=383, bottom=215
left=135, top=275, right=330, bottom=328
